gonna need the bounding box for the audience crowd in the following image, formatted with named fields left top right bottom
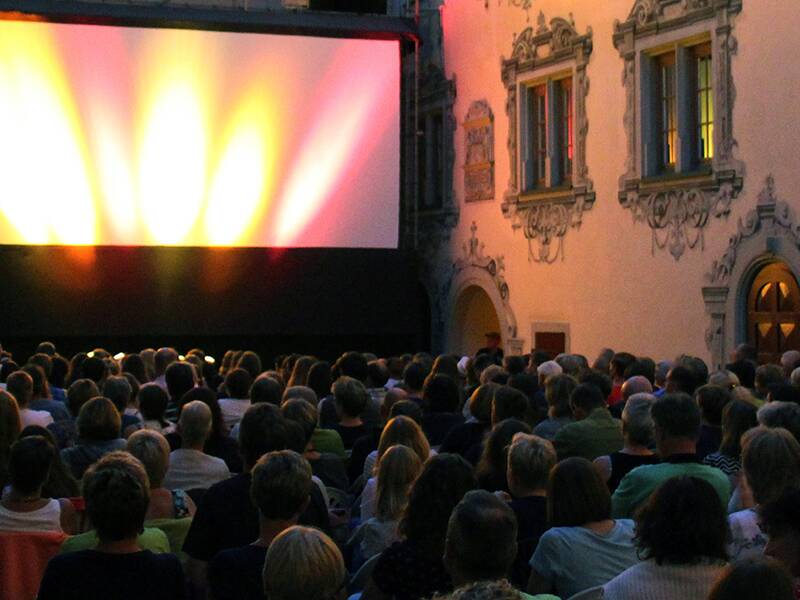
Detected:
left=1, top=340, right=800, bottom=600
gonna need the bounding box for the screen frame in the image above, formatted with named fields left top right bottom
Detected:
left=0, top=0, right=415, bottom=250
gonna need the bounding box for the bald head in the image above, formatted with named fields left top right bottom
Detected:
left=179, top=400, right=212, bottom=448
left=782, top=350, right=800, bottom=378
left=622, top=375, right=653, bottom=402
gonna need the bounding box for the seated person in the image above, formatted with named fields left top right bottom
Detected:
left=528, top=457, right=638, bottom=598
left=611, top=393, right=731, bottom=518
left=0, top=436, right=77, bottom=534
left=759, top=487, right=800, bottom=596
left=162, top=401, right=230, bottom=491
left=60, top=397, right=127, bottom=480
left=38, top=452, right=185, bottom=600
left=443, top=490, right=558, bottom=600
left=263, top=526, right=346, bottom=600
left=208, top=450, right=312, bottom=600
left=218, top=368, right=253, bottom=432
left=695, top=384, right=732, bottom=460
left=439, top=384, right=496, bottom=463
left=505, top=433, right=555, bottom=589
left=6, top=370, right=53, bottom=428
left=421, top=374, right=465, bottom=447
left=476, top=419, right=531, bottom=493
left=330, top=376, right=372, bottom=450
left=708, top=557, right=794, bottom=600
left=532, top=374, right=576, bottom=441
left=703, top=400, right=758, bottom=478
left=126, top=430, right=195, bottom=520
left=554, top=383, right=623, bottom=461
left=603, top=476, right=728, bottom=599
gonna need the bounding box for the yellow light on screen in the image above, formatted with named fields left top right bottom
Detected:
left=113, top=352, right=125, bottom=361
left=204, top=356, right=216, bottom=365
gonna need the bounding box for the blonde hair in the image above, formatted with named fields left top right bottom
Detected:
left=126, top=429, right=170, bottom=488
left=264, top=526, right=345, bottom=600
left=376, top=416, right=430, bottom=473
left=376, top=444, right=423, bottom=521
left=507, top=433, right=556, bottom=491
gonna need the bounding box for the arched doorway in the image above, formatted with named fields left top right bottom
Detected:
left=451, top=285, right=502, bottom=356
left=747, top=262, right=800, bottom=364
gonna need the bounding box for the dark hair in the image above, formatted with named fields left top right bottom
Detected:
left=154, top=347, right=178, bottom=376
left=445, top=490, right=518, bottom=581
left=755, top=364, right=785, bottom=395
left=251, top=450, right=312, bottom=520
left=67, top=378, right=100, bottom=418
left=696, top=384, right=732, bottom=426
left=28, top=353, right=53, bottom=378
left=726, top=359, right=756, bottom=390
left=651, top=393, right=701, bottom=440
left=83, top=452, right=149, bottom=542
left=667, top=365, right=697, bottom=395
left=548, top=457, right=611, bottom=526
left=400, top=453, right=476, bottom=557
left=610, top=352, right=637, bottom=380
left=281, top=399, right=317, bottom=448
left=306, top=361, right=332, bottom=400
left=178, top=386, right=226, bottom=439
left=35, top=341, right=56, bottom=356
left=768, top=382, right=800, bottom=405
left=19, top=426, right=80, bottom=498
left=503, top=355, right=527, bottom=377
left=48, top=355, right=69, bottom=389
left=77, top=397, right=121, bottom=442
left=332, top=376, right=368, bottom=418
left=403, top=361, right=427, bottom=392
left=250, top=375, right=283, bottom=406
left=476, top=419, right=531, bottom=492
left=624, top=358, right=656, bottom=385
left=367, top=360, right=390, bottom=389
left=569, top=382, right=606, bottom=413
left=389, top=400, right=423, bottom=424
left=468, top=383, right=498, bottom=424
left=492, top=386, right=529, bottom=423
left=336, top=351, right=368, bottom=382
left=8, top=435, right=54, bottom=494
left=239, top=403, right=289, bottom=468
left=225, top=368, right=253, bottom=400
left=81, top=356, right=107, bottom=383
left=635, top=476, right=728, bottom=565
left=21, top=364, right=50, bottom=401
left=708, top=557, right=794, bottom=600
left=577, top=370, right=612, bottom=399
left=545, top=374, right=577, bottom=418
left=121, top=354, right=148, bottom=385
left=6, top=370, right=33, bottom=408
left=237, top=351, right=262, bottom=380
left=165, top=362, right=195, bottom=401
left=424, top=374, right=461, bottom=413
left=760, top=487, right=800, bottom=542
left=138, top=383, right=169, bottom=423
left=718, top=400, right=757, bottom=458
left=102, top=376, right=132, bottom=414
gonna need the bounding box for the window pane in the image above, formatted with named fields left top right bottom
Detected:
left=560, top=78, right=573, bottom=184
left=694, top=45, right=713, bottom=162
left=532, top=85, right=547, bottom=186
left=659, top=54, right=677, bottom=169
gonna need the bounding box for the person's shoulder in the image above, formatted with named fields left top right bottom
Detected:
left=612, top=518, right=637, bottom=536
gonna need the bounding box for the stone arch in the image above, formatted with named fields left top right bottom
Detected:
left=703, top=176, right=800, bottom=369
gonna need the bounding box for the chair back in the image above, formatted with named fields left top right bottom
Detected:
left=145, top=517, right=193, bottom=563
left=567, top=586, right=605, bottom=600
left=0, top=530, right=67, bottom=600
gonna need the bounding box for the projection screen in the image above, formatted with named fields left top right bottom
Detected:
left=0, top=18, right=400, bottom=248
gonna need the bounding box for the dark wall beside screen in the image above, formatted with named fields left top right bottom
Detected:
left=0, top=246, right=427, bottom=361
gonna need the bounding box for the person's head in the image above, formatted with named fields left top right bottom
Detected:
left=81, top=356, right=107, bottom=384
left=624, top=358, right=656, bottom=385
left=477, top=418, right=531, bottom=489
left=610, top=352, right=637, bottom=382
left=102, top=376, right=133, bottom=415
left=708, top=557, right=794, bottom=600
left=8, top=435, right=54, bottom=495
left=380, top=387, right=408, bottom=420
left=781, top=350, right=800, bottom=379
left=665, top=365, right=696, bottom=394
left=5, top=370, right=33, bottom=408
left=126, top=429, right=170, bottom=488
left=250, top=375, right=283, bottom=406
left=376, top=444, right=423, bottom=521
left=280, top=399, right=317, bottom=449
left=578, top=369, right=613, bottom=399
left=621, top=375, right=653, bottom=402
left=503, top=355, right=526, bottom=377
left=507, top=433, right=556, bottom=497
left=402, top=361, right=427, bottom=393
left=732, top=343, right=757, bottom=364
left=791, top=367, right=800, bottom=387
left=77, top=397, right=121, bottom=442
left=251, top=450, right=312, bottom=522
left=536, top=360, right=562, bottom=386
left=263, top=526, right=345, bottom=600
left=286, top=355, right=314, bottom=388
left=491, top=386, right=528, bottom=425
left=768, top=382, right=800, bottom=405
left=164, top=361, right=196, bottom=402
left=306, top=361, right=331, bottom=400
left=282, top=385, right=318, bottom=406
left=654, top=360, right=673, bottom=388
left=718, top=400, right=757, bottom=458
left=237, top=351, right=263, bottom=380
left=335, top=351, right=368, bottom=383
left=708, top=369, right=740, bottom=390
left=756, top=364, right=786, bottom=399
left=239, top=403, right=289, bottom=470
left=621, top=393, right=656, bottom=447
left=178, top=400, right=213, bottom=448
left=569, top=383, right=606, bottom=420
left=388, top=400, right=424, bottom=424
left=83, top=451, right=149, bottom=542
left=332, top=376, right=368, bottom=419
left=0, top=390, right=21, bottom=464
left=138, top=383, right=169, bottom=423
left=400, top=453, right=477, bottom=556
left=121, top=353, right=148, bottom=385
left=548, top=457, right=611, bottom=526
left=225, top=368, right=253, bottom=400
left=761, top=487, right=800, bottom=577
left=726, top=359, right=756, bottom=390
left=696, top=384, right=732, bottom=427
left=66, top=378, right=100, bottom=418
left=377, top=415, right=430, bottom=469
left=423, top=374, right=461, bottom=413
left=758, top=401, right=800, bottom=442
left=154, top=347, right=178, bottom=377
left=651, top=393, right=701, bottom=452
left=467, top=383, right=498, bottom=424
left=555, top=354, right=584, bottom=377
left=635, top=476, right=727, bottom=565
left=367, top=360, right=390, bottom=389
left=179, top=386, right=225, bottom=439
left=741, top=426, right=800, bottom=506
left=35, top=341, right=56, bottom=357
left=444, top=490, right=517, bottom=586
left=544, top=374, right=576, bottom=419
left=592, top=348, right=615, bottom=373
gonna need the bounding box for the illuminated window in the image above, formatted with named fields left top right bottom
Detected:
left=521, top=76, right=574, bottom=192
left=658, top=52, right=677, bottom=170
left=694, top=43, right=713, bottom=162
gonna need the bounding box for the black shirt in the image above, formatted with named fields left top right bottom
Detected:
left=348, top=429, right=380, bottom=484
left=508, top=495, right=548, bottom=589
left=422, top=412, right=465, bottom=447
left=38, top=550, right=184, bottom=600
left=333, top=423, right=371, bottom=450
left=372, top=540, right=452, bottom=600
left=439, top=421, right=488, bottom=460
left=208, top=544, right=267, bottom=600
left=182, top=472, right=329, bottom=561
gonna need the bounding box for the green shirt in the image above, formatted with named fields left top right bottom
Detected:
left=553, top=408, right=623, bottom=461
left=611, top=459, right=731, bottom=518
left=59, top=526, right=170, bottom=554
left=522, top=594, right=560, bottom=600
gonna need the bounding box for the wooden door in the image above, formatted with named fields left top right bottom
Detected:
left=747, top=262, right=800, bottom=364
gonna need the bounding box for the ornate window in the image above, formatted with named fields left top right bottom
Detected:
left=614, top=0, right=743, bottom=260
left=500, top=13, right=594, bottom=264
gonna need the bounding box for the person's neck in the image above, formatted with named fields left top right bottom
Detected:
left=96, top=537, right=142, bottom=554
left=4, top=487, right=43, bottom=505
left=339, top=416, right=362, bottom=427
left=514, top=487, right=546, bottom=499
left=255, top=519, right=296, bottom=548
left=622, top=443, right=654, bottom=456
left=182, top=442, right=205, bottom=452
left=657, top=438, right=697, bottom=458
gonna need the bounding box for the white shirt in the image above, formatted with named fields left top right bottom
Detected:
left=163, top=449, right=231, bottom=491
left=218, top=398, right=251, bottom=432
left=0, top=498, right=62, bottom=533
left=20, top=408, right=54, bottom=429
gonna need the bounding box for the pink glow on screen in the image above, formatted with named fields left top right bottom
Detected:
left=0, top=19, right=400, bottom=248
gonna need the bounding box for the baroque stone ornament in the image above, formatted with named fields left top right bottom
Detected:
left=453, top=221, right=511, bottom=303
left=500, top=13, right=595, bottom=264
left=613, top=0, right=744, bottom=261
left=463, top=100, right=495, bottom=203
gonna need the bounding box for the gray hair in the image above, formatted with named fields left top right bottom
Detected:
left=126, top=429, right=170, bottom=488
left=537, top=361, right=563, bottom=381
left=621, top=376, right=653, bottom=401
left=622, top=393, right=656, bottom=447
left=282, top=385, right=318, bottom=405
left=179, top=400, right=212, bottom=447
left=791, top=367, right=800, bottom=386
left=102, top=376, right=133, bottom=413
left=709, top=370, right=740, bottom=389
